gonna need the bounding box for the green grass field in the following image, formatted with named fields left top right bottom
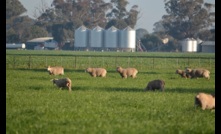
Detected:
left=6, top=50, right=215, bottom=134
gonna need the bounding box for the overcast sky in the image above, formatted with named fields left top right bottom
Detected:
left=19, top=0, right=215, bottom=33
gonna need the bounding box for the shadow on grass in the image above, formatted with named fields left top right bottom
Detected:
left=165, top=87, right=215, bottom=94
left=101, top=87, right=143, bottom=92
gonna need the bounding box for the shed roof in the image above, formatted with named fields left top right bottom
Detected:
left=201, top=41, right=215, bottom=46
left=27, top=37, right=53, bottom=42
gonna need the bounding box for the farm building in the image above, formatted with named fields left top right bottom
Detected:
left=200, top=41, right=215, bottom=53
left=25, top=37, right=58, bottom=50
left=74, top=25, right=136, bottom=52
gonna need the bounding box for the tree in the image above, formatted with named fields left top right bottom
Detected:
left=6, top=0, right=26, bottom=19
left=106, top=0, right=140, bottom=29
left=6, top=0, right=48, bottom=43
left=136, top=28, right=148, bottom=40
left=153, top=0, right=215, bottom=40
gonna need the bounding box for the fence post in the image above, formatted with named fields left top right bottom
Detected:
left=187, top=57, right=189, bottom=66
left=74, top=56, right=77, bottom=69
left=115, top=56, right=118, bottom=67
left=45, top=57, right=47, bottom=67
left=28, top=55, right=31, bottom=69
left=60, top=57, right=62, bottom=66
left=13, top=56, right=16, bottom=69
left=152, top=58, right=154, bottom=69
left=177, top=58, right=178, bottom=68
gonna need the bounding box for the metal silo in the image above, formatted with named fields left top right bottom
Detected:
left=119, top=26, right=136, bottom=52
left=192, top=38, right=197, bottom=52
left=90, top=26, right=104, bottom=49
left=74, top=25, right=89, bottom=48
left=104, top=26, right=118, bottom=49
left=182, top=38, right=192, bottom=52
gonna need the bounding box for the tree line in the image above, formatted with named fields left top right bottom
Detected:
left=6, top=0, right=215, bottom=52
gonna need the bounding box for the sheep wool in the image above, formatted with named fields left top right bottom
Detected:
left=175, top=69, right=191, bottom=78
left=144, top=79, right=165, bottom=91
left=185, top=68, right=210, bottom=80
left=116, top=66, right=138, bottom=78
left=85, top=67, right=107, bottom=77
left=47, top=66, right=64, bottom=75
left=195, top=92, right=215, bottom=110
left=51, top=78, right=72, bottom=92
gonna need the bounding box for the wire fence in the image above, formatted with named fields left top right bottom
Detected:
left=6, top=55, right=215, bottom=71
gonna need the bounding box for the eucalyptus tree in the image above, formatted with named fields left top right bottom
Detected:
left=153, top=0, right=215, bottom=40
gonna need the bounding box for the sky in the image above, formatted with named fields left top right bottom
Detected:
left=19, top=0, right=215, bottom=33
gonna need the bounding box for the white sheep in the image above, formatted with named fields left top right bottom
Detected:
left=47, top=66, right=64, bottom=75
left=144, top=79, right=165, bottom=91
left=116, top=66, right=138, bottom=78
left=85, top=67, right=107, bottom=77
left=51, top=78, right=72, bottom=92
left=195, top=92, right=215, bottom=110
left=185, top=68, right=210, bottom=80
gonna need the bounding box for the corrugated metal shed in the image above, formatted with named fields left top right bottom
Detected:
left=201, top=41, right=215, bottom=53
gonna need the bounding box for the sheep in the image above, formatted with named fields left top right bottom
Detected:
left=116, top=66, right=138, bottom=78
left=175, top=69, right=191, bottom=78
left=85, top=67, right=107, bottom=77
left=185, top=68, right=210, bottom=80
left=51, top=78, right=72, bottom=92
left=47, top=66, right=64, bottom=75
left=144, top=79, right=165, bottom=91
left=195, top=92, right=215, bottom=110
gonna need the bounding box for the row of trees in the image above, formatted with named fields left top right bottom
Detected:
left=6, top=0, right=215, bottom=51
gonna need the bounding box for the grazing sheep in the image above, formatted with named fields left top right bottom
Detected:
left=175, top=69, right=191, bottom=78
left=51, top=78, right=72, bottom=92
left=116, top=66, right=138, bottom=78
left=47, top=66, right=64, bottom=75
left=195, top=92, right=215, bottom=110
left=144, top=79, right=165, bottom=91
left=85, top=67, right=107, bottom=77
left=185, top=68, right=210, bottom=80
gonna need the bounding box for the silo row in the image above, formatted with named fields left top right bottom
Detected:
left=74, top=25, right=136, bottom=51
left=181, top=38, right=199, bottom=52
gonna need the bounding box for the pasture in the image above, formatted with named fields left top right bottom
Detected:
left=6, top=50, right=215, bottom=134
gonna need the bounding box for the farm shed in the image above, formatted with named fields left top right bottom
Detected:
left=201, top=41, right=215, bottom=53
left=26, top=37, right=58, bottom=50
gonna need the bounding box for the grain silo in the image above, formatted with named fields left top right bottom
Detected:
left=191, top=38, right=197, bottom=52
left=182, top=38, right=193, bottom=52
left=104, top=26, right=119, bottom=50
left=74, top=25, right=89, bottom=49
left=119, top=26, right=136, bottom=52
left=90, top=26, right=104, bottom=50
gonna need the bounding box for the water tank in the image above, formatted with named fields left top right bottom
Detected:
left=191, top=38, right=197, bottom=52
left=104, top=26, right=118, bottom=48
left=6, top=43, right=25, bottom=49
left=182, top=38, right=192, bottom=52
left=119, top=26, right=136, bottom=49
left=90, top=26, right=104, bottom=48
left=74, top=25, right=89, bottom=47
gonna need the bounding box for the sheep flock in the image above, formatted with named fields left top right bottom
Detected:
left=45, top=65, right=213, bottom=111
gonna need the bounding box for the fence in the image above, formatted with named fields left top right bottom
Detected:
left=6, top=55, right=215, bottom=71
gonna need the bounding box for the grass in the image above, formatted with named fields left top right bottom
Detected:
left=6, top=50, right=215, bottom=134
